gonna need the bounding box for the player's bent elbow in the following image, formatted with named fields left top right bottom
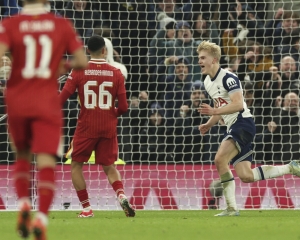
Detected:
left=118, top=107, right=128, bottom=116
left=237, top=103, right=244, bottom=112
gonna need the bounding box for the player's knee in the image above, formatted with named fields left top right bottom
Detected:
left=71, top=161, right=83, bottom=171
left=239, top=174, right=253, bottom=183
left=102, top=164, right=116, bottom=174
left=214, top=155, right=224, bottom=167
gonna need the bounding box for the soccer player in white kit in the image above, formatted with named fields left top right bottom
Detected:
left=197, top=41, right=300, bottom=216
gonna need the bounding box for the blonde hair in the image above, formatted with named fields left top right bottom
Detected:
left=197, top=41, right=221, bottom=62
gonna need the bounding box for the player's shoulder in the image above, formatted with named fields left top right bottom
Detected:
left=203, top=74, right=210, bottom=82
left=105, top=62, right=121, bottom=71
left=221, top=69, right=239, bottom=82
left=68, top=68, right=84, bottom=79
left=0, top=14, right=17, bottom=27
left=105, top=63, right=124, bottom=77
left=221, top=69, right=241, bottom=90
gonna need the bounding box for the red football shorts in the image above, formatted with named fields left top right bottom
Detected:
left=8, top=115, right=63, bottom=156
left=69, top=135, right=118, bottom=166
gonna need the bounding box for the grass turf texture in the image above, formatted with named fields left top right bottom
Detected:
left=0, top=210, right=299, bottom=240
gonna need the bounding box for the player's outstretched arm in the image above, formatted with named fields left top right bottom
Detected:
left=206, top=115, right=222, bottom=126
left=59, top=88, right=73, bottom=106
left=59, top=70, right=78, bottom=106
left=199, top=115, right=222, bottom=136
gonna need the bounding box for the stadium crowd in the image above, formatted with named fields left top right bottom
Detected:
left=0, top=0, right=299, bottom=164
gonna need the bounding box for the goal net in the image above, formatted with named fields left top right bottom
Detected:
left=0, top=0, right=300, bottom=210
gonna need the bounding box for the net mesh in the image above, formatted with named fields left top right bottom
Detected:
left=0, top=0, right=300, bottom=210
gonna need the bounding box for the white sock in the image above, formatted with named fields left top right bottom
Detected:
left=220, top=171, right=237, bottom=210
left=18, top=197, right=31, bottom=209
left=252, top=164, right=291, bottom=181
left=83, top=206, right=92, bottom=212
left=35, top=212, right=48, bottom=226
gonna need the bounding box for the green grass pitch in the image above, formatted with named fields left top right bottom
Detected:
left=0, top=210, right=299, bottom=240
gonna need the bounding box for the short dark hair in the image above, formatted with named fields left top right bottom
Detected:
left=87, top=35, right=105, bottom=53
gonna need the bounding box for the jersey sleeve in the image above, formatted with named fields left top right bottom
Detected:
left=222, top=74, right=242, bottom=94
left=0, top=20, right=11, bottom=48
left=62, top=19, right=83, bottom=54
left=63, top=70, right=78, bottom=94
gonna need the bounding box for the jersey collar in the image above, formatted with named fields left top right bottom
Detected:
left=89, top=58, right=107, bottom=64
left=21, top=3, right=48, bottom=15
left=211, top=67, right=221, bottom=81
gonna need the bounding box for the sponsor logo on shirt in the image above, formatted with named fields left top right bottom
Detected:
left=226, top=77, right=238, bottom=89
left=214, top=97, right=228, bottom=108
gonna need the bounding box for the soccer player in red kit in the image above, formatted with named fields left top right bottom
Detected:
left=60, top=35, right=135, bottom=218
left=0, top=0, right=88, bottom=239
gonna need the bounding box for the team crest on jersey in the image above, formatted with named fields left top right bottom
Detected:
left=226, top=77, right=237, bottom=89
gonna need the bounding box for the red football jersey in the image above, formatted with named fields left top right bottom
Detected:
left=63, top=59, right=127, bottom=138
left=0, top=6, right=83, bottom=117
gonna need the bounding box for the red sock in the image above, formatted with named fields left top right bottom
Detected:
left=37, top=167, right=55, bottom=215
left=14, top=159, right=31, bottom=199
left=112, top=180, right=125, bottom=197
left=76, top=189, right=90, bottom=209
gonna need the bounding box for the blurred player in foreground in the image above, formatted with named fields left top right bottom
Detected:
left=0, top=0, right=88, bottom=239
left=197, top=41, right=300, bottom=216
left=60, top=35, right=135, bottom=218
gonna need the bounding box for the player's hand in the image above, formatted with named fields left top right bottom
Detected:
left=199, top=124, right=211, bottom=136
left=267, top=121, right=277, bottom=133
left=198, top=103, right=216, bottom=115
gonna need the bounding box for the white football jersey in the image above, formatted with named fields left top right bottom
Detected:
left=204, top=68, right=252, bottom=129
